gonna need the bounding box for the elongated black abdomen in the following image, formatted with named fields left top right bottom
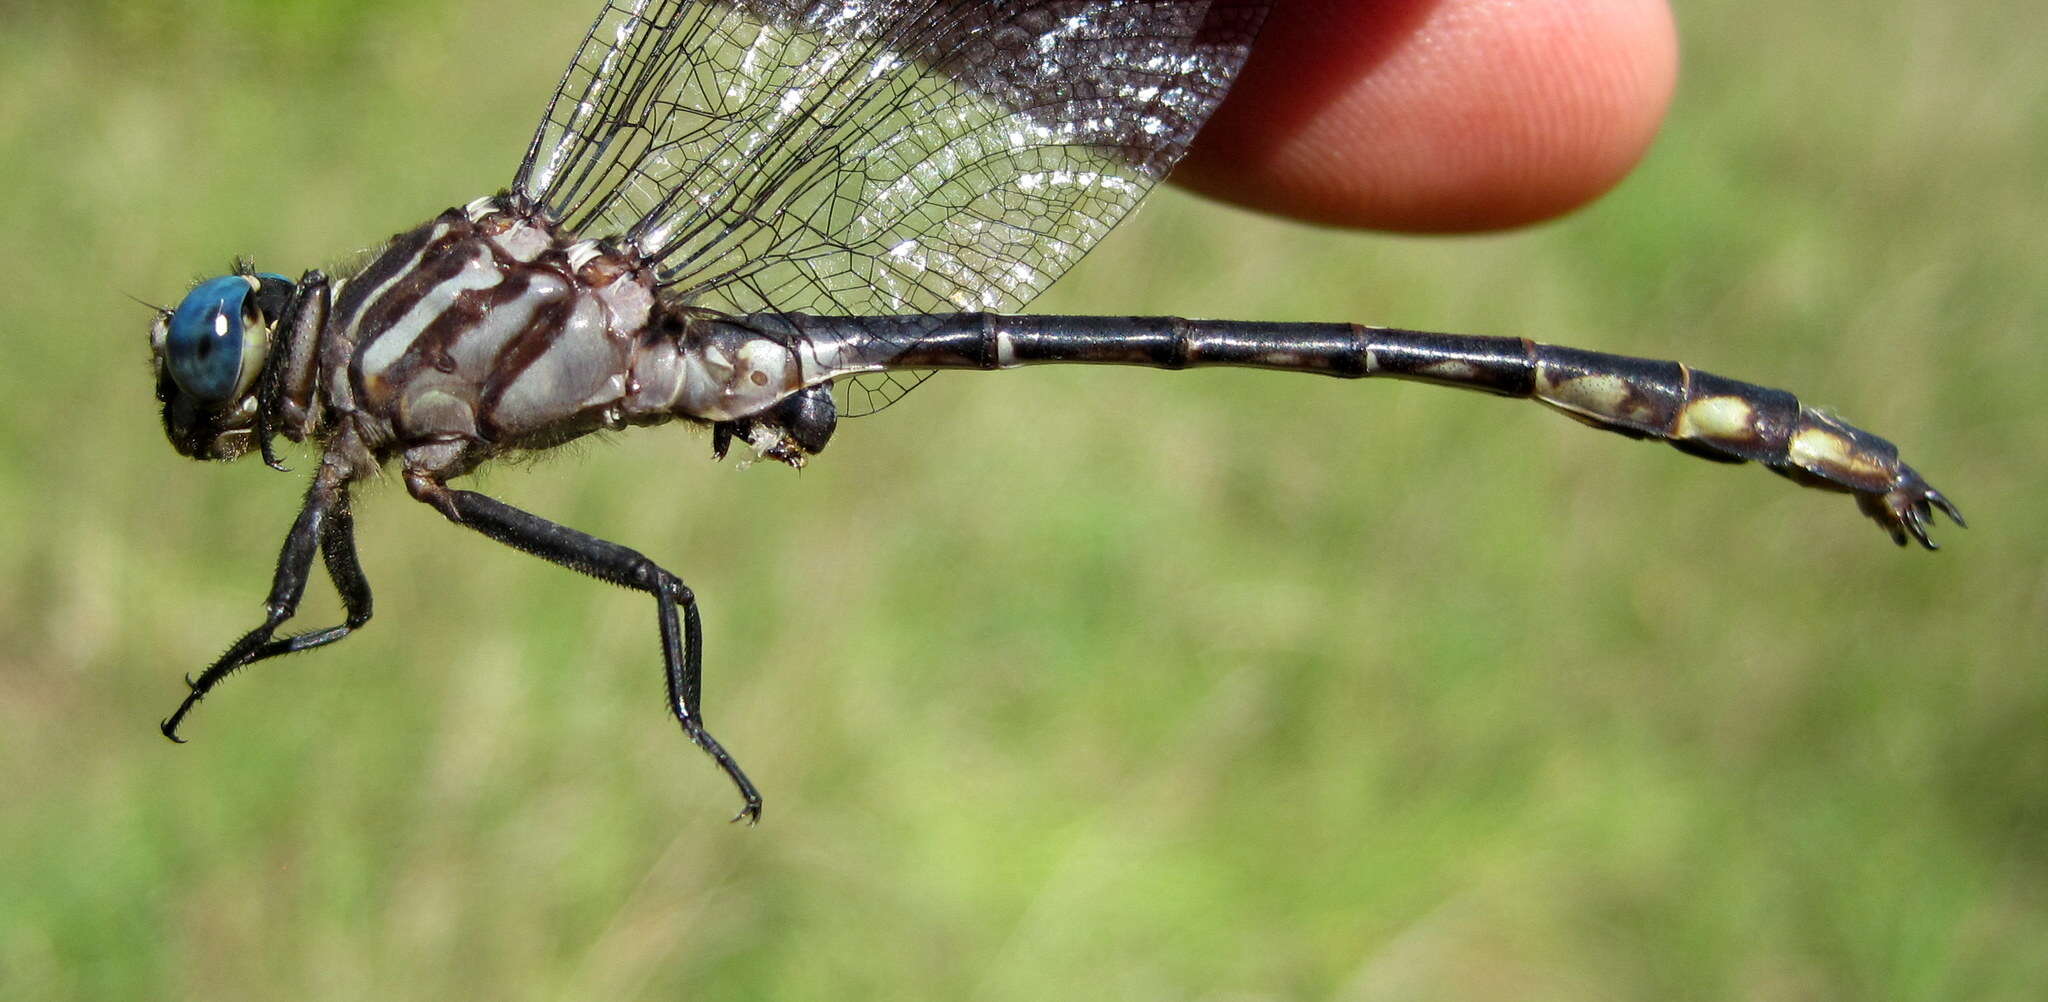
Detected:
left=763, top=312, right=1960, bottom=547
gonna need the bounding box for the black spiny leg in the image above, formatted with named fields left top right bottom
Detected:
left=406, top=472, right=762, bottom=824
left=249, top=270, right=328, bottom=472
left=162, top=464, right=374, bottom=740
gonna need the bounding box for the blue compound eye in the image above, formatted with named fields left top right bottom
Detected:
left=165, top=275, right=269, bottom=404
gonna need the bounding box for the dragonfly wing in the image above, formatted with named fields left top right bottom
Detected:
left=514, top=0, right=1268, bottom=326
left=832, top=369, right=933, bottom=419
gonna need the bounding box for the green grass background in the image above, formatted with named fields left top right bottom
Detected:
left=3, top=1, right=2043, bottom=998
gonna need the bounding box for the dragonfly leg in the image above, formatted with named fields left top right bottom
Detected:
left=406, top=471, right=762, bottom=824
left=250, top=269, right=331, bottom=470
left=161, top=463, right=372, bottom=740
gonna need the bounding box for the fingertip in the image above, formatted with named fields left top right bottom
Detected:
left=1180, top=0, right=1679, bottom=232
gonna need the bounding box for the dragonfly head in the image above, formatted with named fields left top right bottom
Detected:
left=150, top=271, right=294, bottom=461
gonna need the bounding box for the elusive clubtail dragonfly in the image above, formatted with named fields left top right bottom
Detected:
left=149, top=0, right=1960, bottom=822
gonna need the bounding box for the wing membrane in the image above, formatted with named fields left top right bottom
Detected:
left=515, top=0, right=1267, bottom=322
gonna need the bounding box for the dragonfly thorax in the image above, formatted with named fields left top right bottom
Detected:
left=307, top=196, right=840, bottom=483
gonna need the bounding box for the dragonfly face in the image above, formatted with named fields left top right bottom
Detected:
left=151, top=272, right=294, bottom=461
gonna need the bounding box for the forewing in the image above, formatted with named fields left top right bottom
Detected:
left=515, top=0, right=1268, bottom=323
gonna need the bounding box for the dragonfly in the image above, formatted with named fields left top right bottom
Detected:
left=149, top=0, right=1959, bottom=823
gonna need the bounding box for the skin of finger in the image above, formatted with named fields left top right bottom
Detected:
left=1177, top=0, right=1679, bottom=233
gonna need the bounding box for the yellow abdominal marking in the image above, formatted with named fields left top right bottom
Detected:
left=1787, top=427, right=1887, bottom=479
left=1675, top=395, right=1756, bottom=442
left=1538, top=371, right=1636, bottom=422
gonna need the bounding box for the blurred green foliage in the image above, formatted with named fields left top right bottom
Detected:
left=2, top=1, right=2042, bottom=998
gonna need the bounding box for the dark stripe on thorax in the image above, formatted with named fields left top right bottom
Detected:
left=476, top=285, right=577, bottom=437
left=329, top=211, right=460, bottom=335
left=346, top=227, right=484, bottom=404
left=382, top=262, right=537, bottom=391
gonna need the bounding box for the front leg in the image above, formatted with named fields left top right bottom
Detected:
left=161, top=461, right=373, bottom=740
left=251, top=269, right=330, bottom=471
left=405, top=469, right=762, bottom=824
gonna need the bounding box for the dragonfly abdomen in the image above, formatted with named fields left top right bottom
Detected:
left=778, top=313, right=1958, bottom=546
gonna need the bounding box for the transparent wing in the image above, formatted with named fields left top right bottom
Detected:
left=515, top=0, right=1267, bottom=327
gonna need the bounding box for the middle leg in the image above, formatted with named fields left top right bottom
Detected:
left=407, top=470, right=763, bottom=823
